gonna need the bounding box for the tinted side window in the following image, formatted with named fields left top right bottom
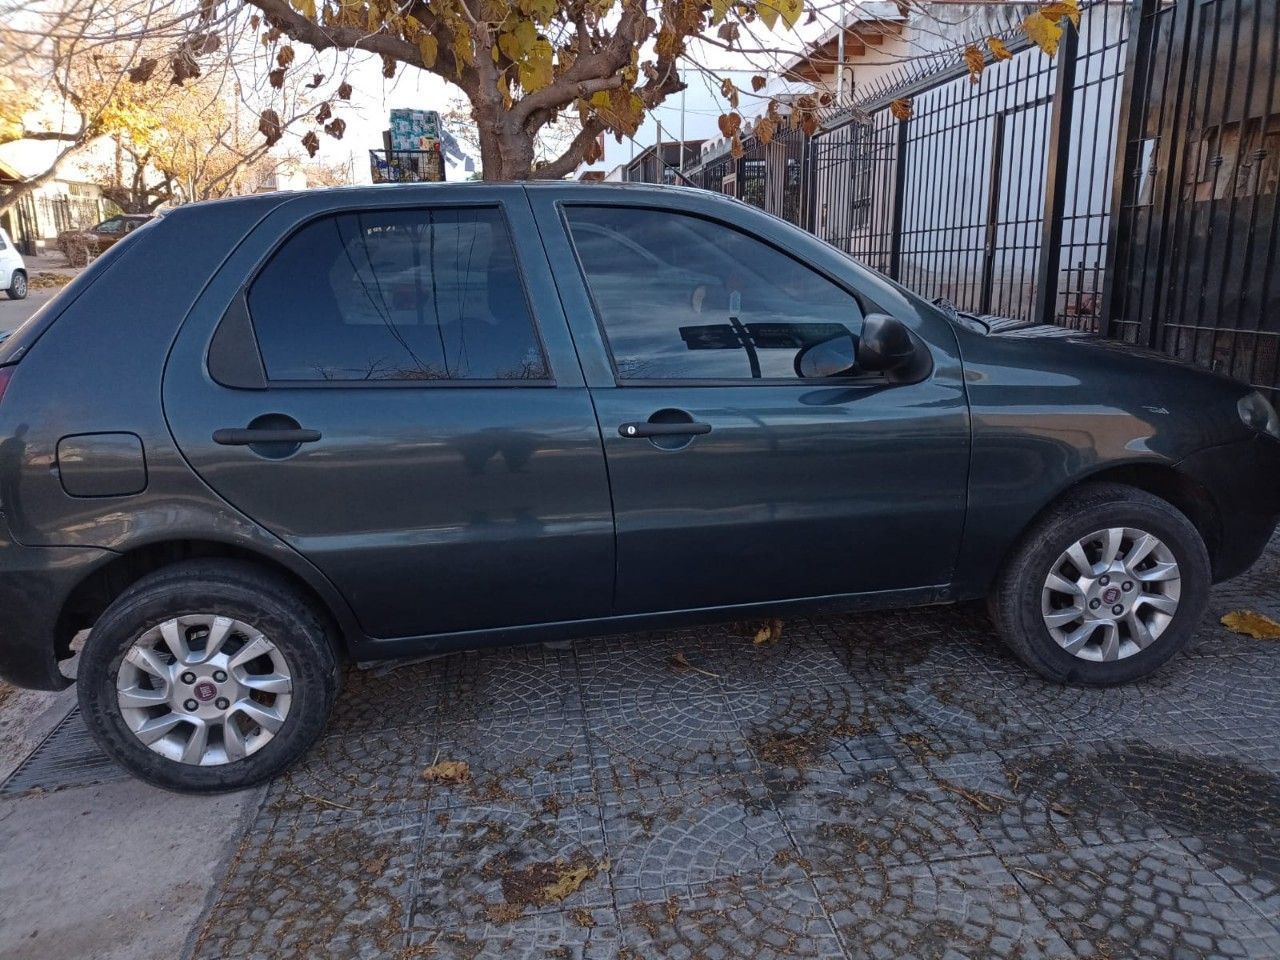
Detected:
left=248, top=207, right=548, bottom=382
left=96, top=218, right=126, bottom=235
left=565, top=206, right=866, bottom=380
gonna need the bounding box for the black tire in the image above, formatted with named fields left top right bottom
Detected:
left=6, top=270, right=27, bottom=300
left=990, top=482, right=1210, bottom=686
left=77, top=559, right=340, bottom=793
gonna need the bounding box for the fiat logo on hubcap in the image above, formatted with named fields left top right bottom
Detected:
left=1102, top=587, right=1121, bottom=605
left=193, top=680, right=218, bottom=702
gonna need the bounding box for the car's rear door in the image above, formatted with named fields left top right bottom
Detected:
left=163, top=187, right=614, bottom=643
left=529, top=187, right=971, bottom=614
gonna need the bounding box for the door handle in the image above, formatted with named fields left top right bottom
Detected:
left=213, top=428, right=321, bottom=445
left=618, top=421, right=712, bottom=438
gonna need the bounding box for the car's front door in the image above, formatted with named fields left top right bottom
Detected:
left=531, top=192, right=971, bottom=615
left=163, top=191, right=615, bottom=642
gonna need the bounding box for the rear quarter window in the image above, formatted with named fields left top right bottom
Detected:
left=247, top=207, right=549, bottom=383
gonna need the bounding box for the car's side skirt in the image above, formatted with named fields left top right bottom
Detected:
left=349, top=584, right=957, bottom=663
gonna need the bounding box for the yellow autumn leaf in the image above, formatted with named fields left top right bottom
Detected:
left=1221, top=609, right=1280, bottom=639
left=718, top=111, right=741, bottom=138
left=289, top=0, right=316, bottom=18
left=751, top=619, right=784, bottom=644
left=774, top=0, right=802, bottom=30
left=756, top=0, right=779, bottom=31
left=418, top=34, right=438, bottom=68
left=1040, top=0, right=1081, bottom=28
left=987, top=36, right=1013, bottom=62
left=518, top=38, right=554, bottom=92
left=711, top=0, right=731, bottom=25
left=963, top=44, right=985, bottom=84
left=1024, top=12, right=1063, bottom=57
left=889, top=97, right=913, bottom=120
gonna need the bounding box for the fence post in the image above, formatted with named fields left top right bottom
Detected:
left=1033, top=22, right=1079, bottom=327
left=887, top=117, right=909, bottom=281
left=1099, top=0, right=1159, bottom=338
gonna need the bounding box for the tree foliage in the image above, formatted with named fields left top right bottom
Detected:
left=164, top=0, right=808, bottom=180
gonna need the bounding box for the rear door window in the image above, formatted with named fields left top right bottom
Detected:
left=247, top=207, right=549, bottom=382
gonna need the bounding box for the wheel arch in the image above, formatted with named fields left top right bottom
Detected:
left=56, top=538, right=356, bottom=667
left=1004, top=461, right=1223, bottom=584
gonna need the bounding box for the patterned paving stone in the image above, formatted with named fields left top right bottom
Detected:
left=698, top=618, right=854, bottom=695
left=1009, top=839, right=1280, bottom=959
left=769, top=762, right=989, bottom=876
left=434, top=644, right=583, bottom=723
left=184, top=532, right=1280, bottom=960
left=600, top=775, right=804, bottom=904
left=265, top=724, right=437, bottom=819
left=618, top=880, right=845, bottom=960
left=426, top=707, right=594, bottom=809
left=586, top=688, right=756, bottom=792
left=921, top=747, right=1170, bottom=856
left=1089, top=739, right=1280, bottom=893
left=575, top=631, right=728, bottom=704
left=410, top=793, right=610, bottom=928
left=822, top=608, right=997, bottom=685
left=190, top=811, right=420, bottom=960
left=814, top=855, right=1074, bottom=960
left=331, top=656, right=453, bottom=736
left=732, top=683, right=898, bottom=785
left=405, top=905, right=621, bottom=960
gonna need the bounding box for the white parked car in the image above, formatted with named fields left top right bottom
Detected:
left=0, top=227, right=28, bottom=300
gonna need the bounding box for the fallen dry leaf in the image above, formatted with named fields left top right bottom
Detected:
left=1221, top=609, right=1280, bottom=639
left=422, top=759, right=471, bottom=784
left=752, top=619, right=785, bottom=645
left=500, top=858, right=608, bottom=908
left=362, top=853, right=389, bottom=874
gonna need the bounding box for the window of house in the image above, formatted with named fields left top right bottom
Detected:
left=247, top=207, right=548, bottom=382
left=565, top=205, right=869, bottom=381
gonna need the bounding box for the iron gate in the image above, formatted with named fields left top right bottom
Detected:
left=811, top=1, right=1131, bottom=327
left=1105, top=0, right=1280, bottom=400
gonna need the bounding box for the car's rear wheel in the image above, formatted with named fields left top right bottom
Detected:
left=6, top=270, right=27, bottom=300
left=991, top=483, right=1210, bottom=686
left=77, top=559, right=340, bottom=793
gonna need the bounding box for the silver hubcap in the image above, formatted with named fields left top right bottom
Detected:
left=116, top=615, right=293, bottom=765
left=1041, top=527, right=1182, bottom=662
left=12, top=275, right=25, bottom=296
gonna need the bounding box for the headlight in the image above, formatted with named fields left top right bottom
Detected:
left=1238, top=391, right=1280, bottom=440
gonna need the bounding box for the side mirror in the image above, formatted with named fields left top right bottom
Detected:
left=858, top=313, right=918, bottom=375
left=794, top=333, right=857, bottom=379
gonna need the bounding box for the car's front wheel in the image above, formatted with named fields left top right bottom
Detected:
left=991, top=483, right=1210, bottom=686
left=77, top=559, right=340, bottom=793
left=6, top=270, right=27, bottom=300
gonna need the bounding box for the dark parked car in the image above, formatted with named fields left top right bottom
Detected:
left=1, top=183, right=1277, bottom=792
left=57, top=213, right=154, bottom=266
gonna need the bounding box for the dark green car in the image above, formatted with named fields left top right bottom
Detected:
left=1, top=183, right=1277, bottom=792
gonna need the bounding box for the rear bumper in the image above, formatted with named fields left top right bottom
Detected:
left=0, top=524, right=113, bottom=690
left=1178, top=435, right=1280, bottom=582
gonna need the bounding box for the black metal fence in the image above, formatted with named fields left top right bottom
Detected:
left=1106, top=0, right=1280, bottom=400
left=671, top=0, right=1280, bottom=399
